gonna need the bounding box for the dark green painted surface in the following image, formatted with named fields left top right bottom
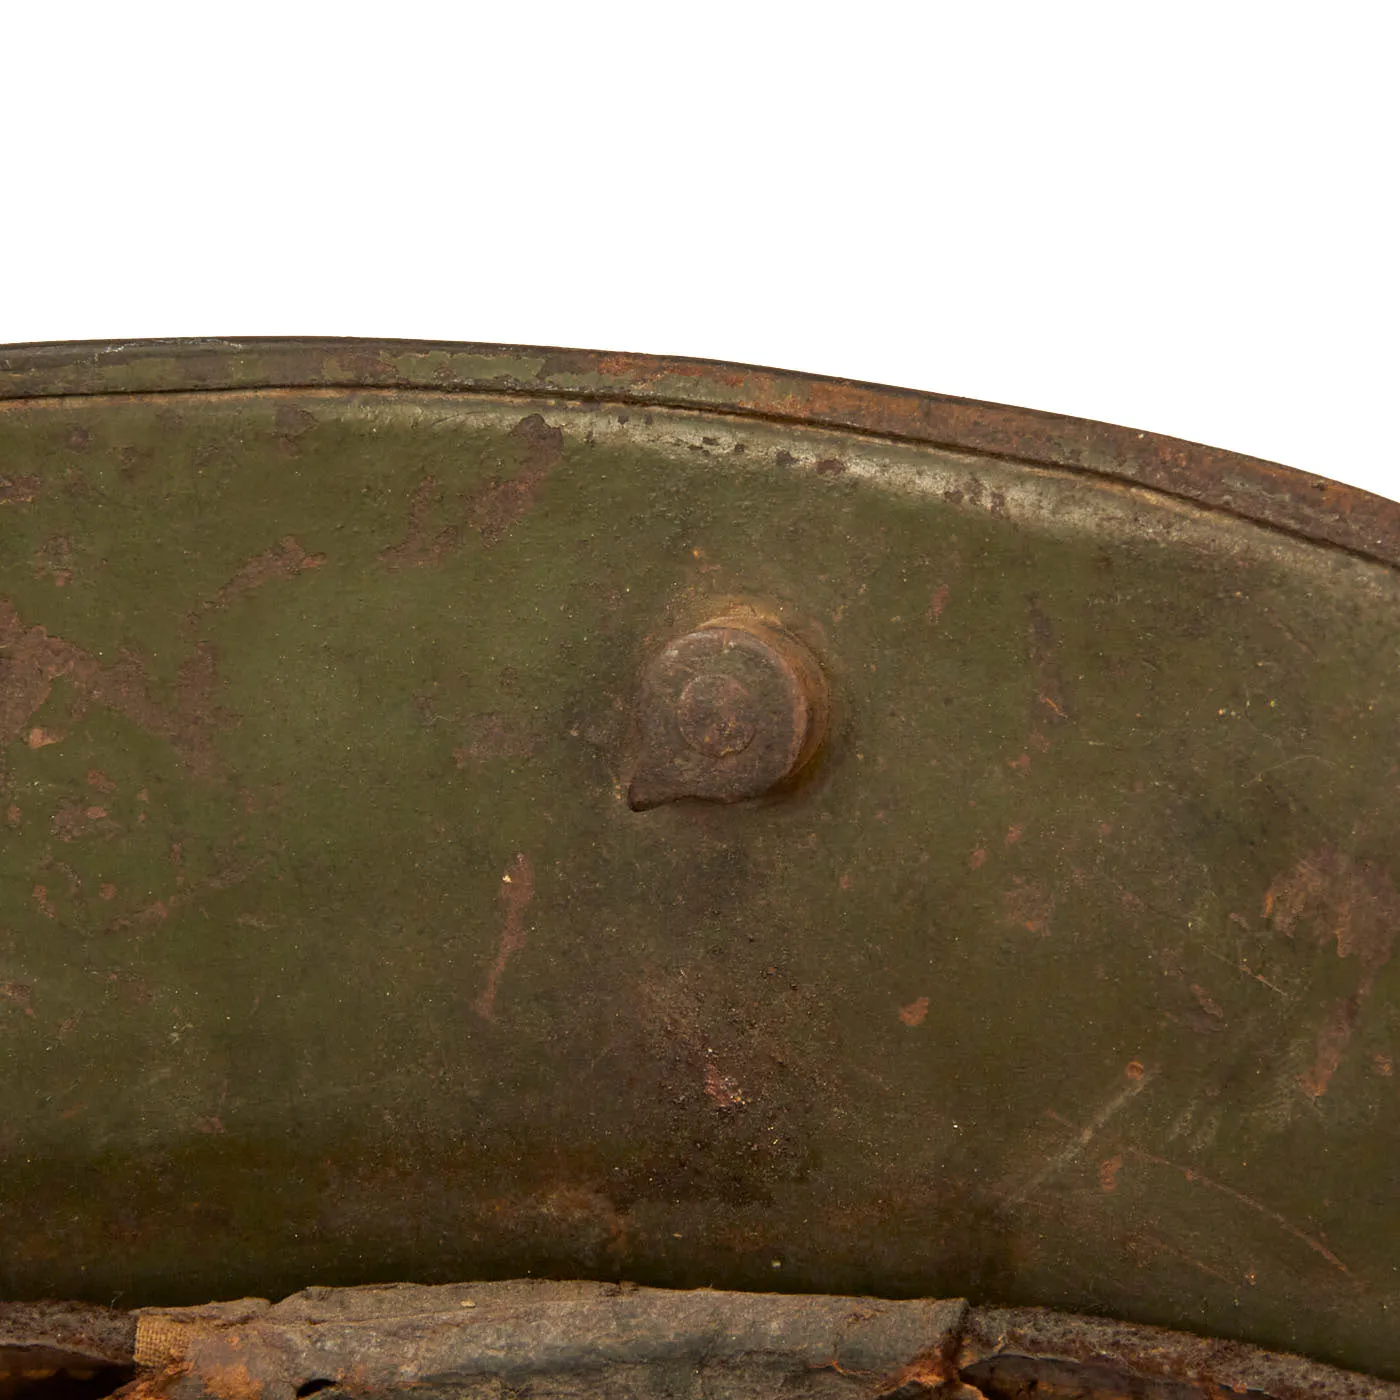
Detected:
left=1, top=381, right=1397, bottom=1377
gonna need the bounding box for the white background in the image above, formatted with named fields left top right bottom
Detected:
left=3, top=2, right=1395, bottom=496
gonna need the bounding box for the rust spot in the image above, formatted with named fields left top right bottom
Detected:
left=1189, top=984, right=1225, bottom=1020
left=1007, top=752, right=1030, bottom=773
left=1125, top=1061, right=1145, bottom=1081
left=200, top=1362, right=268, bottom=1400
left=703, top=1062, right=747, bottom=1107
left=0, top=981, right=34, bottom=1016
left=629, top=616, right=827, bottom=810
left=32, top=535, right=76, bottom=586
left=898, top=996, right=930, bottom=1027
left=474, top=853, right=535, bottom=1020
left=5, top=804, right=20, bottom=826
left=202, top=536, right=325, bottom=611
left=1027, top=595, right=1072, bottom=727
left=32, top=884, right=56, bottom=919
left=1005, top=825, right=1023, bottom=845
left=0, top=473, right=43, bottom=504
left=27, top=727, right=62, bottom=748
left=1005, top=878, right=1053, bottom=936
left=1099, top=1154, right=1123, bottom=1192
left=877, top=1345, right=955, bottom=1397
left=926, top=583, right=950, bottom=624
left=969, top=848, right=987, bottom=870
left=51, top=799, right=114, bottom=841
left=1373, top=1053, right=1394, bottom=1078
left=86, top=767, right=116, bottom=791
left=100, top=883, right=117, bottom=901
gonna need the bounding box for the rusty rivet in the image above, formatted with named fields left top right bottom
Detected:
left=628, top=616, right=828, bottom=810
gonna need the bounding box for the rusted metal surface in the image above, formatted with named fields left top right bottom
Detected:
left=0, top=1304, right=136, bottom=1400
left=1, top=342, right=1399, bottom=1381
left=629, top=615, right=828, bottom=808
left=0, top=1306, right=134, bottom=1369
left=1, top=339, right=1397, bottom=570
left=127, top=1282, right=966, bottom=1400
left=102, top=1285, right=1400, bottom=1399
left=959, top=1306, right=1400, bottom=1399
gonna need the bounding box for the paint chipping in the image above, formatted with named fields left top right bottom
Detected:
left=466, top=414, right=565, bottom=546
left=379, top=475, right=461, bottom=570
left=32, top=535, right=76, bottom=586
left=2, top=601, right=232, bottom=778
left=381, top=414, right=564, bottom=568
left=202, top=536, right=325, bottom=611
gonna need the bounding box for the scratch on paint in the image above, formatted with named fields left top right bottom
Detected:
left=1009, top=1069, right=1151, bottom=1204
left=1126, top=1146, right=1349, bottom=1276
left=1133, top=1232, right=1244, bottom=1289
left=474, top=853, right=535, bottom=1020
left=1201, top=943, right=1288, bottom=997
left=1263, top=847, right=1398, bottom=1099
